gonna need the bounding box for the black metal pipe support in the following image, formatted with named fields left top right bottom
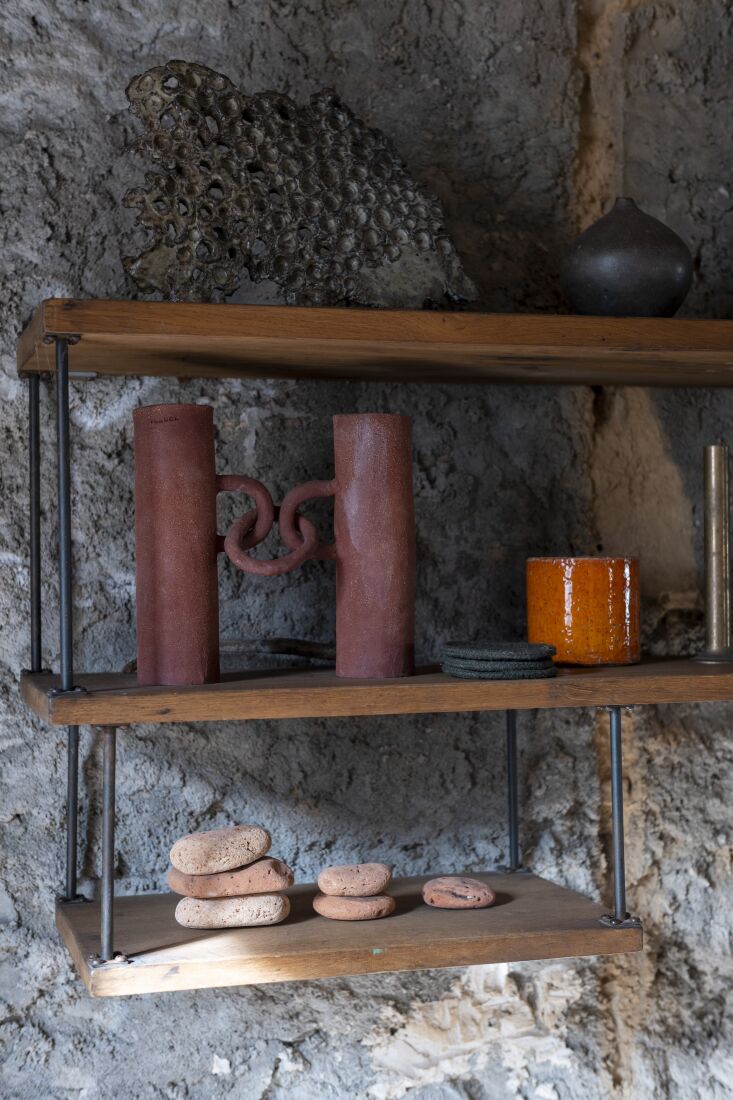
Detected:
left=65, top=725, right=80, bottom=900
left=506, top=710, right=520, bottom=871
left=55, top=337, right=73, bottom=691
left=100, top=727, right=116, bottom=961
left=609, top=706, right=627, bottom=922
left=29, top=374, right=42, bottom=673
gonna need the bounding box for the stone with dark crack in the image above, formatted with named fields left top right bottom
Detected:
left=422, top=876, right=496, bottom=909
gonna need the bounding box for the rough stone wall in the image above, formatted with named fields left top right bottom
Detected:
left=1, top=2, right=732, bottom=1098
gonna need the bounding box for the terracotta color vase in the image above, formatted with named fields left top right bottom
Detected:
left=134, top=403, right=274, bottom=686
left=226, top=413, right=416, bottom=679
left=526, top=556, right=640, bottom=666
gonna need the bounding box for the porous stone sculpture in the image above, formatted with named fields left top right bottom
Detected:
left=123, top=60, right=475, bottom=307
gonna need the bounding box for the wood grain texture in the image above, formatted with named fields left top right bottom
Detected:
left=16, top=298, right=733, bottom=386
left=55, top=872, right=642, bottom=997
left=21, top=659, right=733, bottom=727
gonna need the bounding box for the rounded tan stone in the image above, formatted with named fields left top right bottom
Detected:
left=317, top=862, right=392, bottom=897
left=313, top=893, right=396, bottom=921
left=422, top=876, right=496, bottom=909
left=174, top=893, right=290, bottom=929
left=167, top=857, right=293, bottom=898
left=170, top=824, right=271, bottom=875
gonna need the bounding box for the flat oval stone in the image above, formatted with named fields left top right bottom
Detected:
left=317, top=862, right=392, bottom=897
left=167, top=857, right=293, bottom=898
left=170, top=824, right=271, bottom=875
left=175, top=893, right=289, bottom=929
left=313, top=893, right=395, bottom=921
left=422, top=876, right=496, bottom=909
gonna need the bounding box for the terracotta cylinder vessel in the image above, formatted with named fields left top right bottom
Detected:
left=526, top=556, right=640, bottom=665
left=225, top=413, right=416, bottom=679
left=331, top=413, right=416, bottom=678
left=134, top=403, right=273, bottom=686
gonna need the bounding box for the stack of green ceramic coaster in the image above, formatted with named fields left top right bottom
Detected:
left=441, top=642, right=557, bottom=680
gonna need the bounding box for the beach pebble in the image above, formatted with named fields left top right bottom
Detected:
left=175, top=893, right=289, bottom=929
left=317, top=862, right=392, bottom=897
left=313, top=894, right=396, bottom=921
left=167, top=857, right=293, bottom=898
left=170, top=824, right=271, bottom=875
left=422, top=876, right=496, bottom=910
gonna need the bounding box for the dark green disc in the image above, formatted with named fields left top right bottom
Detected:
left=441, top=663, right=558, bottom=681
left=442, top=641, right=556, bottom=662
left=442, top=654, right=555, bottom=673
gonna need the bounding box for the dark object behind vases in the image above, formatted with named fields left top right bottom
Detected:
left=560, top=197, right=693, bottom=316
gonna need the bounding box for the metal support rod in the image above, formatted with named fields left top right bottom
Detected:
left=29, top=374, right=42, bottom=672
left=506, top=710, right=520, bottom=870
left=697, top=443, right=733, bottom=662
left=65, top=725, right=80, bottom=900
left=100, top=727, right=116, bottom=961
left=608, top=706, right=627, bottom=922
left=55, top=337, right=74, bottom=691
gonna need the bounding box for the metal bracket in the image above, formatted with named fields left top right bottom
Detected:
left=43, top=333, right=81, bottom=345
left=599, top=913, right=642, bottom=930
left=21, top=667, right=53, bottom=677
left=497, top=864, right=531, bottom=875
left=87, top=952, right=130, bottom=969
left=49, top=684, right=88, bottom=698
left=56, top=893, right=90, bottom=905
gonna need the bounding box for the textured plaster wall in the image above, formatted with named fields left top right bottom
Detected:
left=1, top=2, right=732, bottom=1098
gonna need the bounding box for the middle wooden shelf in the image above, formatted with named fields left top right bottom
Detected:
left=21, top=658, right=733, bottom=727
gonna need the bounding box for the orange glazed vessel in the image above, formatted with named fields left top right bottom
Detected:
left=526, top=557, right=640, bottom=665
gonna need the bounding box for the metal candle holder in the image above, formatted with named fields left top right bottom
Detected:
left=696, top=443, right=733, bottom=662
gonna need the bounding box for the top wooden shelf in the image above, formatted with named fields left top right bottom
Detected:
left=17, top=299, right=733, bottom=387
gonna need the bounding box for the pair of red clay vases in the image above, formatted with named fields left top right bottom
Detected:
left=134, top=404, right=415, bottom=686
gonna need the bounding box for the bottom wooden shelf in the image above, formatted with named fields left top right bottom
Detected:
left=56, top=872, right=642, bottom=997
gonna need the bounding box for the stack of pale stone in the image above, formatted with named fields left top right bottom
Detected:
left=313, top=862, right=395, bottom=920
left=169, top=824, right=293, bottom=929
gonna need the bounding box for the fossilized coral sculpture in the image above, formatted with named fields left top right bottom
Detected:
left=123, top=60, right=475, bottom=307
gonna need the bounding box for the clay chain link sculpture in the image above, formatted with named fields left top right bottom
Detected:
left=134, top=408, right=415, bottom=684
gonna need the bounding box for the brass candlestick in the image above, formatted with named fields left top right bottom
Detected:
left=696, top=443, right=733, bottom=662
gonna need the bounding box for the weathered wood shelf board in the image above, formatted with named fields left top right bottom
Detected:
left=17, top=298, right=733, bottom=387
left=22, top=659, right=733, bottom=726
left=56, top=872, right=642, bottom=997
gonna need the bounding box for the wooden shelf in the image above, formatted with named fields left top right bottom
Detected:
left=56, top=872, right=642, bottom=997
left=22, top=659, right=733, bottom=727
left=17, top=298, right=733, bottom=386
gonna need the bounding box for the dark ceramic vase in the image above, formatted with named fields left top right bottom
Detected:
left=560, top=197, right=693, bottom=316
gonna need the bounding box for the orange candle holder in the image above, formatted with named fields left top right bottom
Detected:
left=526, top=556, right=640, bottom=666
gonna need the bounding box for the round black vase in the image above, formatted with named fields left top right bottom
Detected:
left=560, top=197, right=693, bottom=316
